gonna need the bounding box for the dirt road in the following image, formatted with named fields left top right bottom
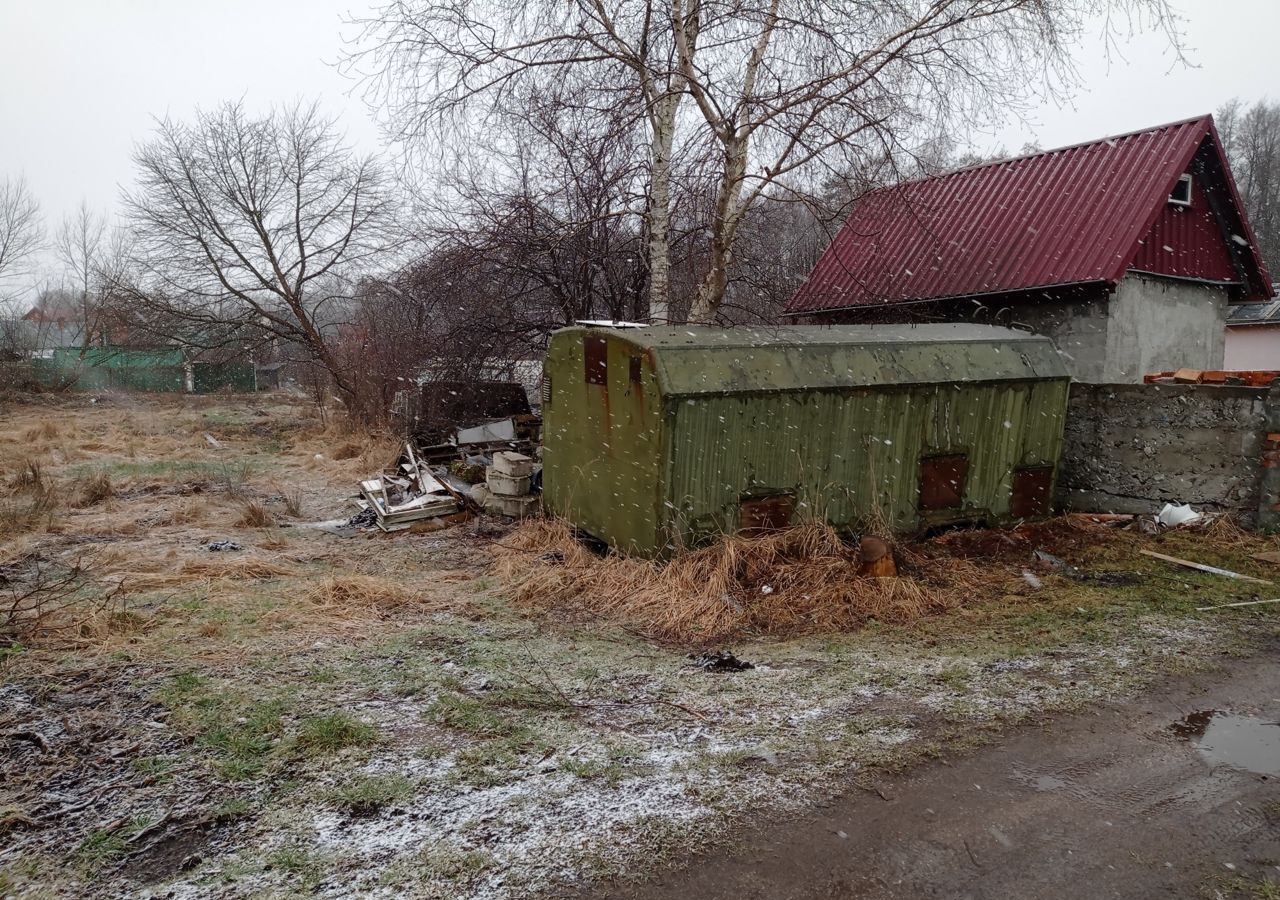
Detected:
left=600, top=648, right=1280, bottom=899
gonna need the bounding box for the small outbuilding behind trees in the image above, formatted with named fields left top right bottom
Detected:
left=542, top=324, right=1070, bottom=557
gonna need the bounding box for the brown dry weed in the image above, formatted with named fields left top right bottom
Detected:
left=302, top=575, right=449, bottom=620
left=494, top=520, right=1003, bottom=644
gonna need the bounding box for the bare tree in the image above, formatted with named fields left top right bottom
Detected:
left=54, top=199, right=108, bottom=346
left=346, top=1, right=699, bottom=323
left=0, top=175, right=43, bottom=295
left=667, top=0, right=1182, bottom=321
left=122, top=100, right=403, bottom=419
left=348, top=0, right=1179, bottom=324
left=1218, top=98, right=1280, bottom=276
left=423, top=86, right=651, bottom=328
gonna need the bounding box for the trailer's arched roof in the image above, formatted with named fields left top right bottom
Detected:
left=564, top=323, right=1068, bottom=396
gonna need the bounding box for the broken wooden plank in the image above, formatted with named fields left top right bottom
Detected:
left=1251, top=550, right=1280, bottom=566
left=1138, top=549, right=1273, bottom=585
left=1196, top=598, right=1280, bottom=612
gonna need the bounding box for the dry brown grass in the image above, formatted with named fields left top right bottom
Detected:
left=235, top=501, right=275, bottom=528
left=104, top=555, right=300, bottom=594
left=4, top=458, right=44, bottom=494
left=1196, top=514, right=1257, bottom=548
left=73, top=470, right=114, bottom=508
left=0, top=488, right=57, bottom=537
left=302, top=575, right=447, bottom=620
left=22, top=420, right=60, bottom=442
left=332, top=441, right=363, bottom=460
left=494, top=520, right=1003, bottom=644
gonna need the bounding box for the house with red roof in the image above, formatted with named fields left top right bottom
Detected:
left=785, top=115, right=1273, bottom=382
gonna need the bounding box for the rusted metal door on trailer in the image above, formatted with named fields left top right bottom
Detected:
left=919, top=454, right=969, bottom=510
left=739, top=493, right=796, bottom=534
left=584, top=335, right=608, bottom=385
left=1010, top=466, right=1054, bottom=518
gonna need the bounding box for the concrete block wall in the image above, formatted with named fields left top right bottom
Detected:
left=1056, top=382, right=1277, bottom=525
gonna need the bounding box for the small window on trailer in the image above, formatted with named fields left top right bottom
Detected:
left=1169, top=173, right=1193, bottom=207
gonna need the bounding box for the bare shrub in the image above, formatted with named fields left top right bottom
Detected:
left=1, top=555, right=122, bottom=650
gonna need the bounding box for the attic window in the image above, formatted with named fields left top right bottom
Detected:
left=1169, top=173, right=1193, bottom=207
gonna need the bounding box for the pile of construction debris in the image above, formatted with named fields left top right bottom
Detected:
left=349, top=440, right=541, bottom=534
left=352, top=444, right=471, bottom=532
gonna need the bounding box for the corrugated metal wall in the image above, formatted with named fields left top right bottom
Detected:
left=664, top=381, right=1068, bottom=541
left=1131, top=154, right=1240, bottom=283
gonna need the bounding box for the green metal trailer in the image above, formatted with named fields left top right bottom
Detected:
left=541, top=324, right=1071, bottom=557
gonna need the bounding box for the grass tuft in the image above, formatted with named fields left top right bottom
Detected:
left=235, top=500, right=274, bottom=528
left=327, top=774, right=414, bottom=816
left=295, top=712, right=379, bottom=754
left=73, top=469, right=115, bottom=508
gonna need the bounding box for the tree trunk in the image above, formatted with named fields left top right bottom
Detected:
left=646, top=92, right=679, bottom=325
left=688, top=138, right=749, bottom=325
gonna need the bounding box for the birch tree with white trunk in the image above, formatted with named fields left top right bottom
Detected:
left=347, top=0, right=704, bottom=323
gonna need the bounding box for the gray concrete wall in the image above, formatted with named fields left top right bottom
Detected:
left=810, top=272, right=1229, bottom=385
left=1056, top=382, right=1269, bottom=524
left=1012, top=295, right=1111, bottom=383
left=1104, top=273, right=1228, bottom=382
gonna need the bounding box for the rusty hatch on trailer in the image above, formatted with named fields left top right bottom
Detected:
left=1011, top=466, right=1054, bottom=518
left=584, top=335, right=608, bottom=385
left=919, top=454, right=969, bottom=510
left=739, top=494, right=796, bottom=533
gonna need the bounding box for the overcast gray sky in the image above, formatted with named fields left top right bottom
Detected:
left=1, top=0, right=1277, bottom=297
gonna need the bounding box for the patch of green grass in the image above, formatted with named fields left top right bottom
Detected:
left=560, top=754, right=628, bottom=783
left=267, top=843, right=320, bottom=877
left=130, top=754, right=177, bottom=780
left=934, top=663, right=972, bottom=690
left=159, top=670, right=206, bottom=698
left=425, top=692, right=510, bottom=737
left=327, top=774, right=415, bottom=816
left=212, top=797, right=254, bottom=821
left=295, top=712, right=379, bottom=754
left=202, top=698, right=289, bottom=778
left=77, top=818, right=154, bottom=871
left=155, top=673, right=291, bottom=780
left=485, top=680, right=572, bottom=711
left=306, top=665, right=339, bottom=684
left=449, top=724, right=550, bottom=788
left=1219, top=875, right=1280, bottom=899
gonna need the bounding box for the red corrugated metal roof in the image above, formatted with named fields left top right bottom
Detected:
left=786, top=115, right=1273, bottom=315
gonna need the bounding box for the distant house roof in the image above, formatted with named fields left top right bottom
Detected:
left=1227, top=299, right=1280, bottom=326
left=22, top=303, right=81, bottom=324
left=786, top=115, right=1273, bottom=316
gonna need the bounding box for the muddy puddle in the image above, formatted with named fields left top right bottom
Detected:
left=1170, top=709, right=1280, bottom=776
